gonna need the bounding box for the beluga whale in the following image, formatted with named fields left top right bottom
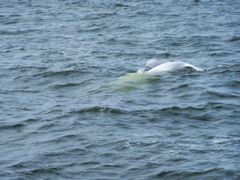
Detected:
left=110, top=58, right=203, bottom=91
left=145, top=59, right=203, bottom=75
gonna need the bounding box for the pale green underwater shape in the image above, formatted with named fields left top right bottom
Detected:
left=110, top=73, right=158, bottom=91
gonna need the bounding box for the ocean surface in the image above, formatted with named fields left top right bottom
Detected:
left=0, top=0, right=240, bottom=179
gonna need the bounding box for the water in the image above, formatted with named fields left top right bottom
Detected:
left=0, top=0, right=240, bottom=179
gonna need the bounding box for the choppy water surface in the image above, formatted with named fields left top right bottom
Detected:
left=1, top=0, right=240, bottom=179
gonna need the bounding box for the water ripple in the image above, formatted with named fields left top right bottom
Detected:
left=1, top=0, right=240, bottom=179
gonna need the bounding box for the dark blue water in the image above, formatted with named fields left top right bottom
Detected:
left=1, top=0, right=240, bottom=179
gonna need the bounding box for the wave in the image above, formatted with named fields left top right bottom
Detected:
left=206, top=63, right=240, bottom=72
left=152, top=168, right=238, bottom=180
left=69, top=102, right=233, bottom=122
left=0, top=123, right=25, bottom=131
left=0, top=29, right=41, bottom=35
left=70, top=106, right=129, bottom=115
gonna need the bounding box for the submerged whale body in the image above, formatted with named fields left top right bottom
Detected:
left=110, top=73, right=158, bottom=91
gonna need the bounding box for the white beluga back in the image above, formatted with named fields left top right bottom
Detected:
left=145, top=60, right=203, bottom=75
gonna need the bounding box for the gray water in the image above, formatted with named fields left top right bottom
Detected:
left=0, top=0, right=240, bottom=179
